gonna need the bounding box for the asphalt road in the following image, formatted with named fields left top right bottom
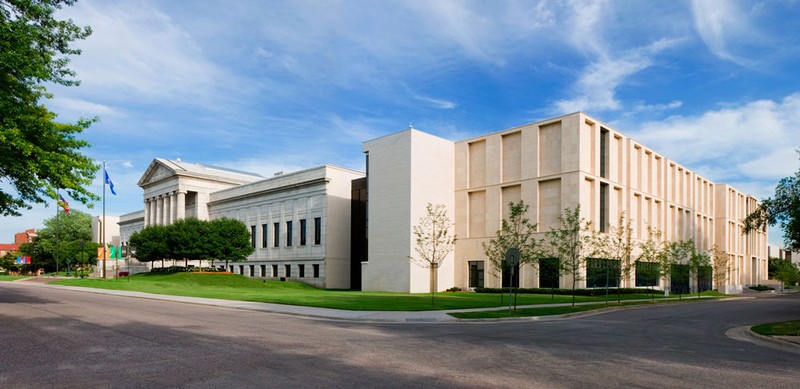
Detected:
left=1, top=283, right=798, bottom=388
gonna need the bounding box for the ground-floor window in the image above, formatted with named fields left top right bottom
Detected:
left=539, top=257, right=560, bottom=288
left=239, top=265, right=245, bottom=275
left=249, top=265, right=255, bottom=277
left=671, top=264, right=690, bottom=294
left=285, top=264, right=291, bottom=278
left=299, top=264, right=305, bottom=278
left=313, top=264, right=320, bottom=278
left=501, top=264, right=520, bottom=288
left=272, top=264, right=278, bottom=277
left=586, top=258, right=620, bottom=288
left=697, top=265, right=712, bottom=292
left=468, top=261, right=484, bottom=288
left=635, top=261, right=659, bottom=287
left=260, top=265, right=266, bottom=277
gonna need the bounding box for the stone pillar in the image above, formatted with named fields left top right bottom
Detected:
left=156, top=195, right=163, bottom=226
left=176, top=191, right=186, bottom=221
left=164, top=193, right=172, bottom=225
left=170, top=192, right=177, bottom=224
left=143, top=198, right=150, bottom=226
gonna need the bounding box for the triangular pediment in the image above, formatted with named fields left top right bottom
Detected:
left=137, top=159, right=178, bottom=188
left=137, top=158, right=263, bottom=189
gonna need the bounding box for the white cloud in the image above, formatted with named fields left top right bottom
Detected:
left=48, top=97, right=120, bottom=121
left=691, top=0, right=753, bottom=65
left=634, top=100, right=683, bottom=113
left=630, top=93, right=800, bottom=184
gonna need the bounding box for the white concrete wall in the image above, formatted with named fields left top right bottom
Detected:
left=362, top=129, right=455, bottom=293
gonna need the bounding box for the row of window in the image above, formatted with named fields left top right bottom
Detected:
left=250, top=217, right=322, bottom=248
left=228, top=263, right=321, bottom=279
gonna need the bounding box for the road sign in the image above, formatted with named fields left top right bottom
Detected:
left=505, top=247, right=520, bottom=267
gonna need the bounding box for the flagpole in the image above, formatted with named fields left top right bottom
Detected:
left=102, top=160, right=106, bottom=279
left=55, top=189, right=59, bottom=276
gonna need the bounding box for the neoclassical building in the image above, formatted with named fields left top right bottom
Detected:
left=119, top=112, right=767, bottom=294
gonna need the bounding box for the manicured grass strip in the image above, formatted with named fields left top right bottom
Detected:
left=53, top=273, right=685, bottom=311
left=751, top=320, right=800, bottom=336
left=449, top=301, right=652, bottom=319
left=0, top=275, right=30, bottom=281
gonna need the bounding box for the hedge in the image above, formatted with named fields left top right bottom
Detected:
left=473, top=287, right=660, bottom=296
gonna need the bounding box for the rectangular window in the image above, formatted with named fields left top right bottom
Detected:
left=271, top=264, right=278, bottom=277
left=261, top=224, right=268, bottom=248
left=299, top=264, right=305, bottom=278
left=314, top=217, right=322, bottom=244
left=229, top=265, right=234, bottom=273
left=260, top=264, right=266, bottom=277
left=300, top=219, right=307, bottom=245
left=250, top=225, right=256, bottom=248
left=239, top=265, right=245, bottom=275
left=285, top=264, right=291, bottom=278
left=635, top=261, right=659, bottom=287
left=600, top=128, right=609, bottom=178
left=286, top=220, right=293, bottom=246
left=600, top=183, right=609, bottom=233
left=539, top=258, right=560, bottom=288
left=313, top=264, right=320, bottom=278
left=273, top=222, right=280, bottom=247
left=586, top=258, right=620, bottom=288
left=249, top=265, right=254, bottom=277
left=468, top=261, right=485, bottom=288
left=671, top=264, right=691, bottom=294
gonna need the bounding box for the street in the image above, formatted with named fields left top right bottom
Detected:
left=1, top=282, right=798, bottom=388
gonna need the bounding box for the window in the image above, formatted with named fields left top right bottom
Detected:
left=313, top=264, right=320, bottom=278
left=239, top=265, right=245, bottom=275
left=314, top=217, right=322, bottom=244
left=273, top=222, right=280, bottom=247
left=635, top=261, right=658, bottom=287
left=271, top=264, right=278, bottom=277
left=586, top=258, right=620, bottom=288
left=286, top=221, right=293, bottom=246
left=600, top=183, right=609, bottom=233
left=468, top=261, right=484, bottom=288
left=261, top=224, right=268, bottom=248
left=299, top=264, right=305, bottom=278
left=249, top=265, right=254, bottom=277
left=285, top=264, right=291, bottom=278
left=260, top=265, right=266, bottom=277
left=229, top=265, right=234, bottom=273
left=670, top=264, right=690, bottom=294
left=250, top=225, right=256, bottom=248
left=502, top=264, right=519, bottom=288
left=539, top=258, right=560, bottom=288
left=300, top=219, right=307, bottom=245
left=600, top=127, right=609, bottom=178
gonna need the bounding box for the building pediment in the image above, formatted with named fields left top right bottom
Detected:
left=137, top=158, right=264, bottom=189
left=138, top=159, right=179, bottom=188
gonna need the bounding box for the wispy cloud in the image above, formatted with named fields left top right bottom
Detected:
left=691, top=0, right=754, bottom=65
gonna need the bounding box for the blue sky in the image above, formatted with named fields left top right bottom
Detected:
left=2, top=0, right=799, bottom=246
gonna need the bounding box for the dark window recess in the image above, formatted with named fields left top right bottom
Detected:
left=250, top=225, right=256, bottom=247
left=299, top=264, right=305, bottom=278
left=586, top=258, right=620, bottom=288
left=249, top=265, right=255, bottom=277
left=670, top=264, right=691, bottom=294
left=501, top=264, right=520, bottom=288
left=261, top=224, right=268, bottom=248
left=273, top=222, right=280, bottom=247
left=285, top=264, right=291, bottom=278
left=539, top=257, right=560, bottom=288
left=313, top=264, right=320, bottom=278
left=300, top=219, right=307, bottom=245
left=468, top=261, right=485, bottom=288
left=635, top=261, right=659, bottom=287
left=271, top=264, right=278, bottom=277
left=239, top=265, right=245, bottom=275
left=314, top=217, right=322, bottom=245
left=600, top=183, right=609, bottom=233
left=286, top=221, right=293, bottom=246
left=260, top=265, right=266, bottom=277
left=600, top=127, right=609, bottom=178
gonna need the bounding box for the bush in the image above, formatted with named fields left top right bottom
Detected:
left=747, top=284, right=774, bottom=291
left=150, top=265, right=225, bottom=274
left=445, top=287, right=462, bottom=292
left=473, top=287, right=659, bottom=296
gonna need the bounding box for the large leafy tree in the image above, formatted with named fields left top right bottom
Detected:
left=168, top=218, right=213, bottom=267
left=591, top=212, right=634, bottom=302
left=208, top=217, right=254, bottom=267
left=411, top=203, right=456, bottom=304
left=744, top=150, right=800, bottom=251
left=128, top=224, right=170, bottom=264
left=17, top=209, right=98, bottom=272
left=1, top=0, right=98, bottom=216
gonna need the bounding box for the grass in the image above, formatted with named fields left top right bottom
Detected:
left=0, top=275, right=30, bottom=282
left=751, top=320, right=800, bottom=336
left=52, top=272, right=694, bottom=311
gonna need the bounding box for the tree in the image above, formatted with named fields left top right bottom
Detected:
left=1, top=0, right=99, bottom=216
left=17, top=209, right=97, bottom=272
left=208, top=217, right=254, bottom=267
left=482, top=201, right=539, bottom=278
left=638, top=226, right=666, bottom=299
left=744, top=150, right=800, bottom=251
left=663, top=240, right=693, bottom=297
left=591, top=212, right=634, bottom=303
left=710, top=245, right=729, bottom=292
left=685, top=241, right=711, bottom=298
left=129, top=225, right=170, bottom=265
left=771, top=258, right=799, bottom=288
left=410, top=203, right=456, bottom=305
left=544, top=206, right=593, bottom=306
left=168, top=218, right=213, bottom=267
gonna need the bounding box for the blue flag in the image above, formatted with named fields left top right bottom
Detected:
left=104, top=170, right=117, bottom=195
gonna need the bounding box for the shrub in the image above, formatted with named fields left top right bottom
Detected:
left=445, top=287, right=462, bottom=292
left=747, top=284, right=774, bottom=291
left=473, top=287, right=659, bottom=296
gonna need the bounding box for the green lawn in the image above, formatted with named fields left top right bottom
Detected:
left=0, top=275, right=29, bottom=281
left=449, top=300, right=689, bottom=319
left=53, top=272, right=684, bottom=311
left=751, top=320, right=800, bottom=336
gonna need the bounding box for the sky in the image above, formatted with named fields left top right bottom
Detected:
left=2, top=0, right=799, bottom=246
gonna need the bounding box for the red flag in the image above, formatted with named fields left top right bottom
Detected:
left=58, top=194, right=70, bottom=213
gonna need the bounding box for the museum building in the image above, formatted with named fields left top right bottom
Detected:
left=118, top=112, right=767, bottom=294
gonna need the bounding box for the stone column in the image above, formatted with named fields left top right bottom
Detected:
left=176, top=191, right=186, bottom=221
left=170, top=192, right=177, bottom=224
left=164, top=192, right=172, bottom=225
left=156, top=195, right=163, bottom=226
left=143, top=198, right=150, bottom=226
